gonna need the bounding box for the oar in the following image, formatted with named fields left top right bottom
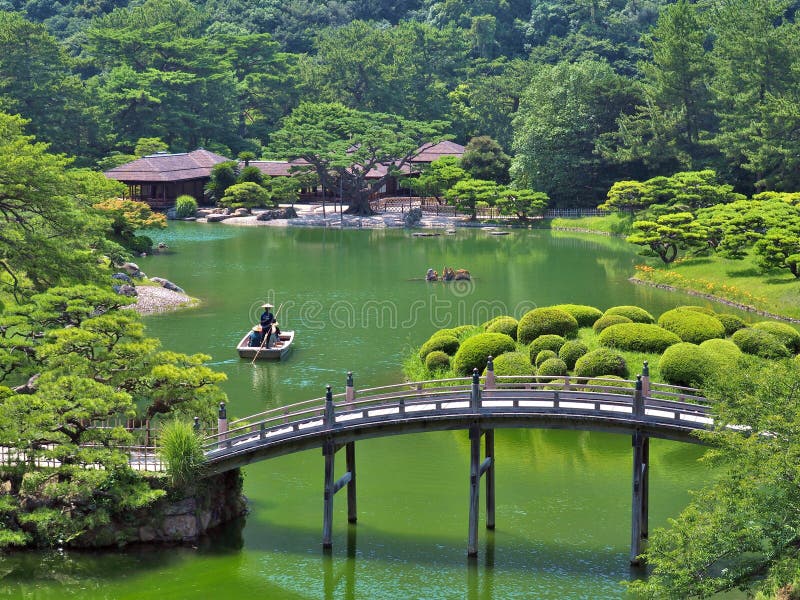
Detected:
left=251, top=302, right=284, bottom=364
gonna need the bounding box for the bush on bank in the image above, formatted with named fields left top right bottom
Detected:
left=484, top=316, right=519, bottom=340
left=732, top=328, right=791, bottom=359
left=593, top=314, right=633, bottom=333
left=574, top=348, right=629, bottom=379
left=419, top=334, right=460, bottom=359
left=535, top=349, right=558, bottom=367
left=558, top=340, right=589, bottom=369
left=425, top=350, right=451, bottom=372
left=658, top=343, right=712, bottom=388
left=529, top=334, right=566, bottom=359
left=599, top=323, right=682, bottom=353
left=604, top=305, right=655, bottom=324
left=658, top=308, right=726, bottom=344
left=452, top=332, right=516, bottom=375
left=550, top=304, right=603, bottom=327
left=517, top=307, right=579, bottom=344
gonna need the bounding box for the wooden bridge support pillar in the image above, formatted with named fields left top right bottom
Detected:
left=322, top=440, right=357, bottom=550
left=630, top=430, right=649, bottom=565
left=346, top=441, right=357, bottom=524
left=468, top=425, right=495, bottom=556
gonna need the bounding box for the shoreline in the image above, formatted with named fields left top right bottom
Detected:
left=123, top=285, right=198, bottom=315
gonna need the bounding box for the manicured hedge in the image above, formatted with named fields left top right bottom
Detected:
left=598, top=323, right=681, bottom=353
left=529, top=334, right=566, bottom=359
left=550, top=304, right=603, bottom=327
left=535, top=349, right=558, bottom=367
left=558, top=340, right=589, bottom=369
left=488, top=352, right=535, bottom=382
left=658, top=343, right=711, bottom=388
left=574, top=348, right=629, bottom=379
left=699, top=338, right=742, bottom=372
left=419, top=334, right=460, bottom=359
left=452, top=333, right=517, bottom=375
left=752, top=321, right=800, bottom=354
left=716, top=313, right=747, bottom=336
left=592, top=314, right=632, bottom=333
left=425, top=351, right=451, bottom=372
left=432, top=325, right=475, bottom=340
left=603, top=305, right=654, bottom=324
left=517, top=308, right=579, bottom=344
left=537, top=357, right=568, bottom=381
left=583, top=376, right=633, bottom=392
left=657, top=308, right=726, bottom=344
left=679, top=305, right=716, bottom=316
left=732, top=328, right=791, bottom=359
left=484, top=316, right=519, bottom=340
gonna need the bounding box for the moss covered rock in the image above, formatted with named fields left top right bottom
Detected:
left=419, top=334, right=460, bottom=359
left=603, top=305, right=655, bottom=324
left=517, top=308, right=579, bottom=344
left=658, top=343, right=711, bottom=388
left=658, top=308, right=726, bottom=344
left=452, top=333, right=516, bottom=376
left=732, top=328, right=791, bottom=359
left=487, top=352, right=534, bottom=382
left=550, top=304, right=603, bottom=327
left=484, top=316, right=519, bottom=340
left=534, top=349, right=558, bottom=367
left=425, top=351, right=451, bottom=372
left=752, top=321, right=800, bottom=354
left=592, top=314, right=633, bottom=333
left=716, top=313, right=747, bottom=336
left=598, top=323, right=681, bottom=353
left=558, top=340, right=589, bottom=370
left=574, top=348, right=629, bottom=379
left=537, top=357, right=568, bottom=381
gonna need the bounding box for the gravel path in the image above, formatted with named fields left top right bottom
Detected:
left=122, top=285, right=197, bottom=315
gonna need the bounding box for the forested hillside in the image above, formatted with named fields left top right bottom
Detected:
left=3, top=0, right=800, bottom=205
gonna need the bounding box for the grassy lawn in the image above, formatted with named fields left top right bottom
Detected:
left=544, top=213, right=634, bottom=235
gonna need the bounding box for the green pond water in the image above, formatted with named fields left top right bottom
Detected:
left=4, top=224, right=737, bottom=599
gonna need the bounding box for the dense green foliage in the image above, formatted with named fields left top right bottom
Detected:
left=752, top=321, right=800, bottom=354
left=732, top=328, right=792, bottom=359
left=451, top=332, right=516, bottom=375
left=517, top=308, right=578, bottom=344
left=657, top=342, right=711, bottom=387
left=174, top=195, right=198, bottom=218
left=558, top=340, right=589, bottom=370
left=657, top=308, right=726, bottom=344
left=534, top=350, right=558, bottom=368
left=592, top=314, right=633, bottom=333
left=716, top=313, right=747, bottom=336
left=599, top=323, right=682, bottom=353
left=425, top=350, right=451, bottom=372
left=603, top=306, right=655, bottom=324
left=573, top=348, right=629, bottom=379
left=487, top=352, right=534, bottom=382
left=419, top=334, right=460, bottom=359
left=536, top=357, right=568, bottom=381
left=158, top=420, right=205, bottom=489
left=483, top=316, right=518, bottom=339
left=528, top=334, right=566, bottom=359
left=549, top=304, right=603, bottom=327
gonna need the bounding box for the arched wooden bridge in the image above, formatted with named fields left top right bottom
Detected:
left=201, top=359, right=713, bottom=564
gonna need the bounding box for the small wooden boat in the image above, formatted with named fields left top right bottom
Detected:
left=236, top=330, right=295, bottom=360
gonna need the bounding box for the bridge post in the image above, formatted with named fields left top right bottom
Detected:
left=471, top=368, right=481, bottom=412
left=322, top=440, right=334, bottom=550
left=218, top=402, right=228, bottom=447
left=193, top=416, right=200, bottom=432
left=485, top=429, right=495, bottom=530
left=325, top=385, right=334, bottom=427
left=633, top=375, right=644, bottom=418
left=485, top=356, right=495, bottom=389
left=346, top=372, right=355, bottom=404
left=468, top=424, right=481, bottom=556
left=630, top=430, right=649, bottom=565
left=641, top=361, right=650, bottom=398
left=346, top=441, right=357, bottom=523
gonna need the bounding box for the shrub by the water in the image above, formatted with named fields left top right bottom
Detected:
left=558, top=340, right=589, bottom=369
left=537, top=357, right=568, bottom=381
left=550, top=304, right=603, bottom=327
left=583, top=375, right=632, bottom=392
left=598, top=323, right=681, bottom=353
left=603, top=305, right=654, bottom=324
left=158, top=420, right=205, bottom=488
left=425, top=350, right=451, bottom=372
left=716, top=313, right=747, bottom=336
left=658, top=343, right=711, bottom=388
left=419, top=334, right=459, bottom=359
left=658, top=308, right=726, bottom=344
left=517, top=308, right=579, bottom=344
left=529, top=334, right=566, bottom=359
left=732, top=328, right=791, bottom=359
left=484, top=316, right=519, bottom=340
left=699, top=338, right=742, bottom=372
left=535, top=349, right=558, bottom=367
left=487, top=352, right=535, bottom=382
left=452, top=333, right=516, bottom=375
left=574, top=348, right=629, bottom=379
left=435, top=325, right=476, bottom=340
left=592, top=314, right=632, bottom=333
left=680, top=305, right=716, bottom=316
left=174, top=194, right=198, bottom=218
left=752, top=321, right=800, bottom=353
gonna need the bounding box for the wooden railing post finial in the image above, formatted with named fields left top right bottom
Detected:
left=218, top=402, right=228, bottom=446
left=325, top=384, right=335, bottom=426
left=641, top=360, right=650, bottom=397
left=485, top=356, right=496, bottom=390
left=633, top=375, right=644, bottom=417
left=346, top=372, right=355, bottom=404
left=471, top=368, right=481, bottom=412
left=193, top=416, right=200, bottom=432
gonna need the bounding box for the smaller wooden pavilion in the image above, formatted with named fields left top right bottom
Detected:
left=104, top=149, right=231, bottom=209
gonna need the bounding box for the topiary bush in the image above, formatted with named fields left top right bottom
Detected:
left=658, top=343, right=711, bottom=388
left=598, top=323, right=681, bottom=353
left=679, top=305, right=716, bottom=315
left=574, top=348, right=629, bottom=379
left=484, top=316, right=519, bottom=340
left=603, top=305, right=654, bottom=324
left=434, top=325, right=476, bottom=340
left=174, top=194, right=198, bottom=218
left=752, top=321, right=800, bottom=354
left=592, top=314, right=632, bottom=333
left=558, top=340, right=589, bottom=370
left=419, top=334, right=460, bottom=359
left=537, top=357, right=568, bottom=381
left=529, top=334, right=566, bottom=359
left=657, top=308, right=726, bottom=344
left=425, top=350, right=451, bottom=372
left=517, top=308, right=579, bottom=344
left=716, top=313, right=747, bottom=336
left=699, top=338, right=742, bottom=373
left=732, top=328, right=791, bottom=359
left=550, top=304, right=603, bottom=327
left=582, top=376, right=633, bottom=392
left=487, top=352, right=535, bottom=382
left=535, top=349, right=558, bottom=367
left=452, top=333, right=516, bottom=375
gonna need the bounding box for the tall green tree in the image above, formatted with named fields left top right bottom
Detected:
left=461, top=135, right=511, bottom=184
left=444, top=178, right=502, bottom=220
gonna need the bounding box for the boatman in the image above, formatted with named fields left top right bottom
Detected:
left=260, top=303, right=275, bottom=331
left=247, top=325, right=264, bottom=347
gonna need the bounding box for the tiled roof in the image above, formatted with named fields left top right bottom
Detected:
left=104, top=149, right=231, bottom=183
left=412, top=140, right=465, bottom=163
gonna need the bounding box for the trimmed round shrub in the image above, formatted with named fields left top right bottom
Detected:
left=716, top=313, right=747, bottom=336
left=486, top=352, right=535, bottom=382
left=592, top=314, right=632, bottom=333
left=517, top=308, right=579, bottom=344
left=550, top=304, right=603, bottom=327
left=574, top=348, right=629, bottom=379
left=679, top=305, right=716, bottom=316
left=732, top=328, right=791, bottom=359
left=699, top=338, right=742, bottom=374
left=452, top=333, right=516, bottom=376
left=535, top=349, right=558, bottom=367
left=435, top=325, right=476, bottom=340
left=484, top=316, right=519, bottom=340
left=419, top=334, right=460, bottom=359
left=583, top=376, right=633, bottom=392
left=537, top=357, right=568, bottom=381
left=175, top=194, right=198, bottom=218
left=529, top=334, right=566, bottom=359
left=558, top=340, right=589, bottom=370
left=658, top=308, right=725, bottom=344
left=603, top=305, right=654, bottom=324
left=598, top=323, right=681, bottom=353
left=425, top=351, right=451, bottom=372
left=752, top=321, right=800, bottom=353
left=658, top=343, right=711, bottom=388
